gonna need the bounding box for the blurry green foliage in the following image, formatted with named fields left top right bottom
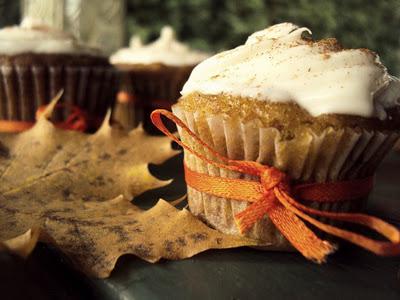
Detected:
left=0, top=0, right=19, bottom=28
left=126, top=0, right=400, bottom=74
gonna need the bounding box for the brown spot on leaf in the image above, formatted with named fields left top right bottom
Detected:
left=132, top=227, right=143, bottom=233
left=124, top=219, right=138, bottom=226
left=62, top=189, right=71, bottom=200
left=117, top=149, right=127, bottom=156
left=107, top=226, right=129, bottom=242
left=164, top=240, right=174, bottom=253
left=91, top=176, right=106, bottom=187
left=0, top=203, right=17, bottom=214
left=43, top=213, right=105, bottom=227
left=99, top=153, right=111, bottom=160
left=189, top=232, right=208, bottom=243
left=176, top=237, right=187, bottom=247
left=82, top=195, right=92, bottom=202
left=66, top=226, right=97, bottom=255
left=133, top=244, right=153, bottom=259
left=215, top=237, right=223, bottom=245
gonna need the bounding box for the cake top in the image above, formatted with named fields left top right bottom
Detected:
left=0, top=17, right=102, bottom=56
left=110, top=26, right=210, bottom=67
left=181, top=23, right=400, bottom=120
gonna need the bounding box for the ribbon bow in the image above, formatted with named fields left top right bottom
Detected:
left=36, top=104, right=87, bottom=132
left=151, top=109, right=400, bottom=263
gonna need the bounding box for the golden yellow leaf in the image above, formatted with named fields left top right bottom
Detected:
left=0, top=110, right=258, bottom=278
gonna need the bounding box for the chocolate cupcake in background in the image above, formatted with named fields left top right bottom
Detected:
left=110, top=26, right=209, bottom=132
left=173, top=23, right=400, bottom=249
left=0, top=18, right=116, bottom=131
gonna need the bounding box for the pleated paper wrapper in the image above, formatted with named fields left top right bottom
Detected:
left=172, top=105, right=400, bottom=250
left=113, top=65, right=194, bottom=131
left=0, top=64, right=116, bottom=128
left=122, top=65, right=194, bottom=101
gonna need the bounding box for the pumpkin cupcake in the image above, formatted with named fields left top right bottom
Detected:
left=110, top=26, right=209, bottom=131
left=172, top=23, right=400, bottom=249
left=0, top=18, right=115, bottom=131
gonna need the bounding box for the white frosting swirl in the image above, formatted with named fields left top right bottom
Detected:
left=181, top=23, right=400, bottom=120
left=0, top=18, right=101, bottom=55
left=110, top=26, right=210, bottom=66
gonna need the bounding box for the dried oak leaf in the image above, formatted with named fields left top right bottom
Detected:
left=0, top=112, right=258, bottom=278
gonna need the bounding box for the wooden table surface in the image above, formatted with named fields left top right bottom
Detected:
left=1, top=151, right=400, bottom=300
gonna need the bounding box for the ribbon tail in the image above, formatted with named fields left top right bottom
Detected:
left=268, top=204, right=336, bottom=263
left=275, top=188, right=400, bottom=256
left=234, top=192, right=336, bottom=263
left=235, top=193, right=276, bottom=233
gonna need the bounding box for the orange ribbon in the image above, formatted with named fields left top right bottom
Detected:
left=0, top=104, right=87, bottom=133
left=151, top=109, right=400, bottom=263
left=0, top=120, right=35, bottom=133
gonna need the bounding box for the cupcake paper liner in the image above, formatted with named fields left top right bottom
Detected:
left=0, top=63, right=116, bottom=127
left=172, top=105, right=400, bottom=249
left=113, top=65, right=194, bottom=131
left=125, top=66, right=193, bottom=101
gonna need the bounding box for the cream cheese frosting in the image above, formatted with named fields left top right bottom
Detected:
left=0, top=17, right=101, bottom=55
left=110, top=26, right=210, bottom=66
left=181, top=22, right=400, bottom=120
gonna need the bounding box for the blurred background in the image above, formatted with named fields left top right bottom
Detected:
left=1, top=0, right=400, bottom=74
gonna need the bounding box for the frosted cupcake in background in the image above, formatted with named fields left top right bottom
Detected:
left=172, top=23, right=400, bottom=249
left=110, top=26, right=209, bottom=131
left=0, top=18, right=115, bottom=131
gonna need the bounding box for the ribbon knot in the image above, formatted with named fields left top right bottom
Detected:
left=260, top=166, right=288, bottom=191
left=235, top=165, right=291, bottom=234
left=150, top=109, right=400, bottom=263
